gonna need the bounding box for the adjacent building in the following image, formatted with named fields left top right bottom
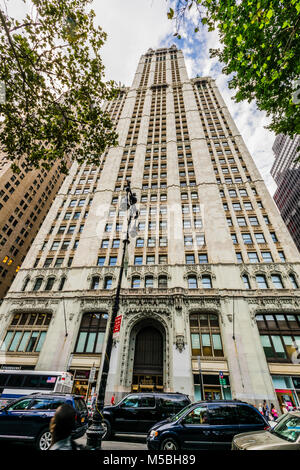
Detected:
left=0, top=46, right=300, bottom=412
left=0, top=155, right=69, bottom=299
left=271, top=134, right=300, bottom=252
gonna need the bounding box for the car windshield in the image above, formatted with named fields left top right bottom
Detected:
left=272, top=414, right=300, bottom=443
left=169, top=404, right=192, bottom=422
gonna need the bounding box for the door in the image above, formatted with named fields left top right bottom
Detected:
left=237, top=404, right=267, bottom=434
left=180, top=405, right=212, bottom=450
left=207, top=404, right=239, bottom=449
left=114, top=395, right=140, bottom=432
left=137, top=395, right=159, bottom=433
left=0, top=397, right=33, bottom=437
left=133, top=326, right=163, bottom=378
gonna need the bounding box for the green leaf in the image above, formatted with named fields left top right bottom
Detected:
left=167, top=8, right=174, bottom=20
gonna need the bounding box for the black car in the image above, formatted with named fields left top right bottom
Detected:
left=101, top=392, right=190, bottom=439
left=147, top=400, right=270, bottom=450
left=0, top=392, right=88, bottom=450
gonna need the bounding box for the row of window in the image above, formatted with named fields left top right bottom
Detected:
left=1, top=311, right=299, bottom=363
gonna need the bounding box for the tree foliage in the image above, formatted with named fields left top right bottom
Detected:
left=0, top=0, right=119, bottom=174
left=168, top=0, right=300, bottom=137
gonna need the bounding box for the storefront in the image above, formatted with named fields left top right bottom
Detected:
left=272, top=375, right=300, bottom=411
left=193, top=374, right=232, bottom=401
left=70, top=369, right=97, bottom=405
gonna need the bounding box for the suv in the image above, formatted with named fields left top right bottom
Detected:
left=101, top=392, right=190, bottom=439
left=147, top=400, right=270, bottom=450
left=0, top=392, right=88, bottom=450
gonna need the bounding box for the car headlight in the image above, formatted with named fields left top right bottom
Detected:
left=149, top=430, right=159, bottom=439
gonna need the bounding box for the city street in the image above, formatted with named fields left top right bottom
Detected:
left=0, top=433, right=148, bottom=451
left=77, top=433, right=147, bottom=450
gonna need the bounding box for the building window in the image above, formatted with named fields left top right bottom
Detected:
left=289, top=274, right=298, bottom=289
left=101, top=240, right=109, bottom=249
left=190, top=313, right=224, bottom=358
left=271, top=274, right=284, bottom=289
left=74, top=312, right=107, bottom=354
left=32, top=277, right=43, bottom=291
left=188, top=275, right=198, bottom=289
left=58, top=277, right=66, bottom=291
left=91, top=276, right=100, bottom=290
left=112, top=239, right=120, bottom=248
left=242, top=233, right=252, bottom=244
left=55, top=258, right=64, bottom=268
left=145, top=276, right=154, bottom=288
left=136, top=238, right=144, bottom=248
left=109, top=256, right=117, bottom=266
left=248, top=252, right=259, bottom=263
left=97, top=256, right=105, bottom=266
left=0, top=313, right=51, bottom=353
left=255, top=233, right=266, bottom=244
left=256, top=274, right=268, bottom=289
left=242, top=274, right=251, bottom=289
left=134, top=256, right=143, bottom=265
left=256, top=313, right=300, bottom=363
left=262, top=252, right=273, bottom=263
left=202, top=275, right=212, bottom=289
left=198, top=253, right=208, bottom=264
left=104, top=276, right=112, bottom=289
left=43, top=258, right=53, bottom=268
left=278, top=251, right=286, bottom=262
left=131, top=276, right=141, bottom=289
left=21, top=278, right=30, bottom=292
left=236, top=252, right=243, bottom=263
left=45, top=277, right=55, bottom=291
left=158, top=275, right=167, bottom=289
left=186, top=254, right=195, bottom=265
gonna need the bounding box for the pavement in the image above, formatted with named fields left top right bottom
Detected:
left=76, top=433, right=147, bottom=450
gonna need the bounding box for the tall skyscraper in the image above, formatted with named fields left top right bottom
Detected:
left=271, top=134, right=300, bottom=252
left=0, top=46, right=299, bottom=411
left=0, top=155, right=69, bottom=299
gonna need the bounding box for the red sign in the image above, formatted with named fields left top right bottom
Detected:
left=113, top=315, right=122, bottom=334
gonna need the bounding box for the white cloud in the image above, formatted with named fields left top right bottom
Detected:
left=91, top=0, right=173, bottom=86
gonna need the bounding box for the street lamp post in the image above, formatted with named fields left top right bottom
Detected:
left=86, top=181, right=138, bottom=450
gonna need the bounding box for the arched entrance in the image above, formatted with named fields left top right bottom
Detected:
left=131, top=321, right=164, bottom=392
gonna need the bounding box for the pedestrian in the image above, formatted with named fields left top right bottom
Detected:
left=258, top=403, right=263, bottom=415
left=282, top=404, right=288, bottom=414
left=111, top=395, right=115, bottom=405
left=49, top=404, right=82, bottom=450
left=262, top=400, right=270, bottom=419
left=271, top=403, right=278, bottom=420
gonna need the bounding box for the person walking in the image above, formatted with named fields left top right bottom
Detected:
left=262, top=400, right=270, bottom=420
left=271, top=403, right=278, bottom=420
left=110, top=395, right=115, bottom=405
left=49, top=404, right=82, bottom=450
left=258, top=403, right=263, bottom=415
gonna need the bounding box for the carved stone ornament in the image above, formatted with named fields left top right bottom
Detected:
left=175, top=335, right=185, bottom=352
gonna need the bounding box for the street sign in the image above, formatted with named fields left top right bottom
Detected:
left=219, top=372, right=226, bottom=386
left=89, top=367, right=96, bottom=383
left=113, top=315, right=122, bottom=334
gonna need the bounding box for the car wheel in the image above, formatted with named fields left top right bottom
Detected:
left=160, top=437, right=179, bottom=451
left=36, top=428, right=52, bottom=450
left=101, top=419, right=112, bottom=441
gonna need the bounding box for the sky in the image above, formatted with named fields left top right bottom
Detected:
left=91, top=0, right=277, bottom=195
left=5, top=0, right=277, bottom=195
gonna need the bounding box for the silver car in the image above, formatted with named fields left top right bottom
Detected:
left=232, top=411, right=300, bottom=450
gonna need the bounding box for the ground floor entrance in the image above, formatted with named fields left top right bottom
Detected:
left=130, top=321, right=165, bottom=393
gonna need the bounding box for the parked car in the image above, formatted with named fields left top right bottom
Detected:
left=0, top=392, right=88, bottom=450
left=232, top=411, right=300, bottom=450
left=101, top=392, right=190, bottom=440
left=146, top=399, right=270, bottom=450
